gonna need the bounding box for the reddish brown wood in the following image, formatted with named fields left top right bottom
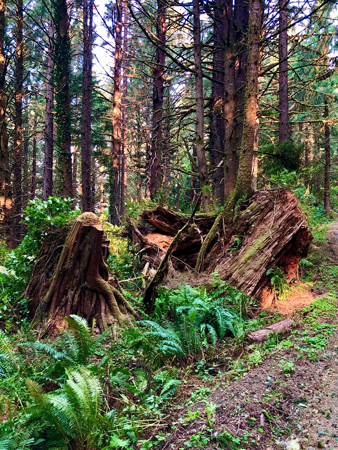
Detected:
left=25, top=213, right=139, bottom=334
left=133, top=189, right=313, bottom=302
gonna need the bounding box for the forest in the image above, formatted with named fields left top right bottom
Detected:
left=1, top=0, right=338, bottom=448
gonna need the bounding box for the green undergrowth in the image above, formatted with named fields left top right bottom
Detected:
left=0, top=278, right=281, bottom=449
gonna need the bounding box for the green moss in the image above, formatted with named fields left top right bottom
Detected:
left=240, top=229, right=273, bottom=265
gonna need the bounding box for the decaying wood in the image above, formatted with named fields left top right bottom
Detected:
left=25, top=212, right=139, bottom=334
left=128, top=189, right=313, bottom=303
left=143, top=194, right=201, bottom=313
left=247, top=318, right=292, bottom=342
left=141, top=206, right=215, bottom=236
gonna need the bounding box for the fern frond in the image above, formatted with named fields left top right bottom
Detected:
left=64, top=315, right=94, bottom=364
left=24, top=342, right=66, bottom=360
left=25, top=379, right=44, bottom=401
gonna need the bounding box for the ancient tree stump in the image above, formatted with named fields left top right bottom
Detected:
left=25, top=212, right=139, bottom=333
left=128, top=189, right=313, bottom=303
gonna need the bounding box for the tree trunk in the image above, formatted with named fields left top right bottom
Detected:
left=324, top=97, right=330, bottom=217
left=72, top=145, right=78, bottom=205
left=235, top=0, right=262, bottom=198
left=195, top=0, right=262, bottom=271
left=25, top=213, right=140, bottom=334
left=81, top=0, right=93, bottom=212
left=145, top=119, right=151, bottom=200
left=224, top=0, right=237, bottom=199
left=210, top=0, right=225, bottom=204
left=232, top=0, right=249, bottom=177
left=22, top=138, right=28, bottom=212
left=0, top=0, right=12, bottom=247
left=149, top=0, right=166, bottom=200
left=100, top=166, right=104, bottom=214
left=121, top=5, right=128, bottom=216
left=110, top=0, right=123, bottom=224
left=30, top=118, right=37, bottom=200
left=54, top=0, right=73, bottom=199
left=193, top=0, right=209, bottom=210
left=13, top=0, right=23, bottom=247
left=43, top=20, right=54, bottom=201
left=278, top=0, right=290, bottom=144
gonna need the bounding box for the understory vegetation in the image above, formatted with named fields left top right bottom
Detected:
left=0, top=194, right=337, bottom=449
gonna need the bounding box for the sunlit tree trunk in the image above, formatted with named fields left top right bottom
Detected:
left=22, top=138, right=28, bottom=212
left=43, top=19, right=54, bottom=200
left=149, top=0, right=166, bottom=200
left=31, top=117, right=37, bottom=200
left=81, top=0, right=94, bottom=212
left=121, top=5, right=128, bottom=216
left=223, top=0, right=236, bottom=199
left=0, top=0, right=12, bottom=246
left=13, top=0, right=23, bottom=246
left=278, top=0, right=289, bottom=144
left=193, top=0, right=208, bottom=209
left=110, top=0, right=123, bottom=224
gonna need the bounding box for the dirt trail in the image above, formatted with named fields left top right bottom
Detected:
left=297, top=221, right=338, bottom=450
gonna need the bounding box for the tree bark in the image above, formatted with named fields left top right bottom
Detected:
left=81, top=0, right=94, bottom=212
left=43, top=20, right=54, bottom=201
left=210, top=0, right=226, bottom=204
left=223, top=0, right=237, bottom=199
left=72, top=145, right=78, bottom=205
left=0, top=0, right=12, bottom=247
left=278, top=0, right=290, bottom=144
left=25, top=213, right=140, bottom=334
left=235, top=0, right=262, bottom=198
left=13, top=0, right=23, bottom=246
left=324, top=96, right=330, bottom=217
left=193, top=0, right=209, bottom=210
left=31, top=117, right=37, bottom=200
left=110, top=0, right=123, bottom=224
left=120, top=5, right=128, bottom=216
left=232, top=0, right=249, bottom=179
left=54, top=0, right=73, bottom=199
left=22, top=138, right=28, bottom=212
left=149, top=0, right=166, bottom=200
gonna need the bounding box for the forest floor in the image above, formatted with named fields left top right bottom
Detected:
left=159, top=220, right=338, bottom=450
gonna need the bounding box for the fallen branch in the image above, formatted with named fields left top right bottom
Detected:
left=247, top=318, right=292, bottom=342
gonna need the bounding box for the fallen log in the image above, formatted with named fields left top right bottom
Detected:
left=129, top=188, right=313, bottom=302
left=247, top=318, right=292, bottom=342
left=25, top=212, right=139, bottom=334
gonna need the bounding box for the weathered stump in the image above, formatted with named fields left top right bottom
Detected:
left=128, top=189, right=313, bottom=303
left=25, top=212, right=139, bottom=333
